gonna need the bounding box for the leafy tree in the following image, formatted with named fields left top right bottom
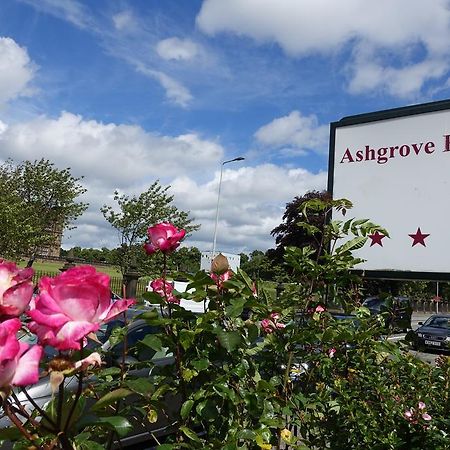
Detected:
left=0, top=159, right=87, bottom=259
left=101, top=182, right=199, bottom=274
left=270, top=190, right=331, bottom=261
left=241, top=250, right=277, bottom=280
left=172, top=246, right=201, bottom=274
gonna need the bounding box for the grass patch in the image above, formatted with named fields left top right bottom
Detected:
left=16, top=259, right=122, bottom=278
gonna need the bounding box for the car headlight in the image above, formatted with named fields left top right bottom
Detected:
left=417, top=333, right=423, bottom=338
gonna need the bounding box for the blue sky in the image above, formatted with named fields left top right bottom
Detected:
left=1, top=0, right=450, bottom=253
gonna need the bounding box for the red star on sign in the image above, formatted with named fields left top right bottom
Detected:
left=408, top=227, right=430, bottom=247
left=368, top=231, right=385, bottom=247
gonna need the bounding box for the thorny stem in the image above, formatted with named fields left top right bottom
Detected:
left=3, top=401, right=35, bottom=442
left=9, top=391, right=53, bottom=432
left=64, top=340, right=85, bottom=432
left=20, top=387, right=57, bottom=428
left=57, top=380, right=64, bottom=430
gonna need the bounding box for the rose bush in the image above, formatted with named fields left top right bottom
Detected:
left=28, top=266, right=134, bottom=350
left=2, top=205, right=450, bottom=450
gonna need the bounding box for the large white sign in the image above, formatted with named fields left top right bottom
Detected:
left=330, top=102, right=450, bottom=276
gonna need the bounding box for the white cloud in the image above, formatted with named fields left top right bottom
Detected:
left=197, top=0, right=450, bottom=98
left=255, top=111, right=328, bottom=155
left=18, top=0, right=94, bottom=30
left=348, top=44, right=449, bottom=98
left=0, top=37, right=37, bottom=106
left=112, top=10, right=137, bottom=32
left=156, top=37, right=199, bottom=61
left=136, top=65, right=193, bottom=107
left=171, top=165, right=327, bottom=252
left=0, top=112, right=222, bottom=186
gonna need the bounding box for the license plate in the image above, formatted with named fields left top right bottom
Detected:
left=424, top=340, right=441, bottom=347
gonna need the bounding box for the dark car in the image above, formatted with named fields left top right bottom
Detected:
left=362, top=296, right=412, bottom=332
left=406, top=314, right=450, bottom=352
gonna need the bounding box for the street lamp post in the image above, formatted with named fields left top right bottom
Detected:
left=212, top=157, right=245, bottom=257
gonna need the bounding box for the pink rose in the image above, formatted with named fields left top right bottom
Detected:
left=422, top=413, right=432, bottom=421
left=210, top=270, right=232, bottom=288
left=261, top=312, right=285, bottom=333
left=0, top=260, right=34, bottom=320
left=28, top=266, right=135, bottom=351
left=328, top=348, right=337, bottom=358
left=261, top=319, right=274, bottom=334
left=315, top=305, right=325, bottom=313
left=144, top=222, right=186, bottom=255
left=151, top=279, right=180, bottom=304
left=418, top=401, right=426, bottom=410
left=0, top=318, right=43, bottom=388
left=404, top=409, right=413, bottom=420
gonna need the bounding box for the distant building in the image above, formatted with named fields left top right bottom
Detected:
left=36, top=222, right=63, bottom=258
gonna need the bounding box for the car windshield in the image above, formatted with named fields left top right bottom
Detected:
left=423, top=316, right=449, bottom=329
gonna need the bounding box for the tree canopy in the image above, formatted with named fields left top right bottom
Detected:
left=0, top=159, right=87, bottom=259
left=101, top=181, right=199, bottom=273
left=270, top=190, right=331, bottom=264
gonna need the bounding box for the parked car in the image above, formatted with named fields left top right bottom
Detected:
left=362, top=296, right=412, bottom=332
left=406, top=314, right=450, bottom=352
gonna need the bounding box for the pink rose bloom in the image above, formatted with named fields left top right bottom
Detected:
left=315, top=305, right=325, bottom=313
left=151, top=279, right=180, bottom=304
left=151, top=279, right=174, bottom=297
left=210, top=270, right=232, bottom=288
left=0, top=318, right=43, bottom=388
left=418, top=401, right=426, bottom=410
left=0, top=260, right=34, bottom=320
left=328, top=348, right=337, bottom=358
left=144, top=222, right=186, bottom=255
left=270, top=312, right=280, bottom=321
left=261, top=319, right=274, bottom=334
left=422, top=413, right=432, bottom=421
left=28, top=266, right=135, bottom=351
left=404, top=409, right=413, bottom=420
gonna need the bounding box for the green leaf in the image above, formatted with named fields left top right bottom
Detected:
left=141, top=291, right=164, bottom=304
left=75, top=440, right=104, bottom=450
left=237, top=429, right=256, bottom=440
left=179, top=426, right=202, bottom=443
left=139, top=334, right=163, bottom=352
left=92, top=388, right=134, bottom=411
left=336, top=236, right=367, bottom=254
left=180, top=399, right=194, bottom=419
left=0, top=427, right=21, bottom=441
left=225, top=298, right=246, bottom=318
left=82, top=416, right=133, bottom=438
left=216, top=329, right=242, bottom=352
left=125, top=378, right=155, bottom=395
left=179, top=329, right=195, bottom=350
left=237, top=267, right=254, bottom=290
left=192, top=358, right=209, bottom=371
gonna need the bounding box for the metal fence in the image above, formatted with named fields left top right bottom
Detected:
left=31, top=270, right=148, bottom=299
left=410, top=298, right=449, bottom=314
